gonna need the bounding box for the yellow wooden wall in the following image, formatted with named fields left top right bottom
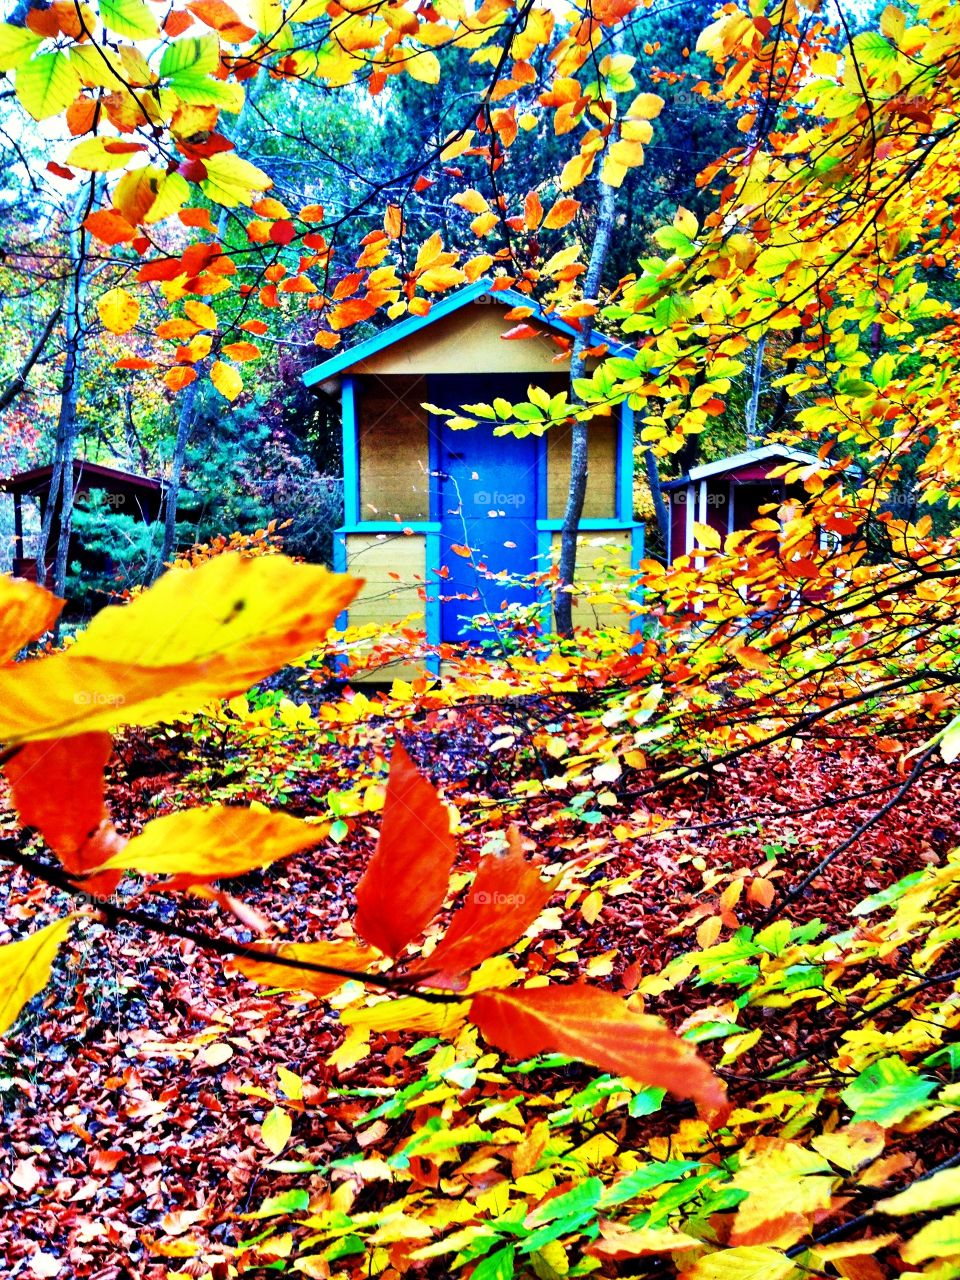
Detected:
left=357, top=376, right=430, bottom=521
left=342, top=531, right=427, bottom=679
left=351, top=302, right=572, bottom=375
left=550, top=530, right=634, bottom=630
left=546, top=416, right=618, bottom=519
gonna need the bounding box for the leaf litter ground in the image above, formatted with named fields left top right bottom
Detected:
left=2, top=711, right=959, bottom=1278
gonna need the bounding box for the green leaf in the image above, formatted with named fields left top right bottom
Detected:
left=169, top=70, right=244, bottom=110
left=100, top=0, right=160, bottom=38
left=159, top=34, right=220, bottom=79
left=527, top=1177, right=603, bottom=1224
left=841, top=1057, right=937, bottom=1126
left=16, top=51, right=81, bottom=121
left=250, top=1188, right=310, bottom=1218
left=601, top=1161, right=700, bottom=1208
left=470, top=1246, right=515, bottom=1280
left=653, top=225, right=694, bottom=255
left=0, top=23, right=43, bottom=72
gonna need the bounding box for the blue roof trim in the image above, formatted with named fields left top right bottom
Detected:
left=302, top=278, right=638, bottom=387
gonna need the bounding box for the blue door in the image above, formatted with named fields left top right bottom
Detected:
left=432, top=376, right=540, bottom=644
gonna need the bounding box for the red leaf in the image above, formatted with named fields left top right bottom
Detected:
left=502, top=323, right=540, bottom=340
left=5, top=734, right=123, bottom=895
left=47, top=162, right=75, bottom=180
left=409, top=828, right=558, bottom=989
left=470, top=983, right=730, bottom=1126
left=354, top=744, right=456, bottom=958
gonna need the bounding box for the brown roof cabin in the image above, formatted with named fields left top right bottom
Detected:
left=304, top=279, right=644, bottom=674
left=1, top=460, right=165, bottom=582
left=661, top=444, right=824, bottom=563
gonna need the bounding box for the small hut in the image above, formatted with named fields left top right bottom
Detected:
left=1, top=460, right=166, bottom=581
left=661, top=444, right=823, bottom=563
left=303, top=279, right=644, bottom=659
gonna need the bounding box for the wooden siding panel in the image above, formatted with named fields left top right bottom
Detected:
left=547, top=415, right=617, bottom=520
left=344, top=532, right=426, bottom=627
left=357, top=376, right=430, bottom=521
left=550, top=531, right=633, bottom=630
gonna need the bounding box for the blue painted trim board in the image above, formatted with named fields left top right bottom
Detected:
left=619, top=402, right=635, bottom=523
left=424, top=527, right=441, bottom=674
left=341, top=376, right=359, bottom=525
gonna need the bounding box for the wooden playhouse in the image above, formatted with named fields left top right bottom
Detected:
left=661, top=445, right=824, bottom=563
left=304, top=279, right=644, bottom=661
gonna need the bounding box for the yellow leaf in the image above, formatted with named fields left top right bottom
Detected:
left=0, top=917, right=75, bottom=1035
left=0, top=554, right=361, bottom=743
left=406, top=48, right=440, bottom=84
left=878, top=1167, right=960, bottom=1215
left=681, top=1246, right=797, bottom=1279
left=261, top=1106, right=292, bottom=1156
left=560, top=152, right=593, bottom=190
left=200, top=151, right=272, bottom=207
left=231, top=939, right=382, bottom=998
left=341, top=995, right=469, bottom=1036
left=693, top=521, right=722, bottom=551
left=184, top=299, right=218, bottom=329
left=626, top=92, right=664, bottom=119
left=98, top=287, right=140, bottom=335
left=210, top=360, right=243, bottom=401
left=99, top=804, right=322, bottom=879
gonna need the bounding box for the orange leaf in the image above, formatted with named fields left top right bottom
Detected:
left=164, top=367, right=197, bottom=392
left=0, top=575, right=62, bottom=661
left=186, top=0, right=255, bottom=42
left=354, top=744, right=456, bottom=958
left=329, top=298, right=376, bottom=330
left=470, top=983, right=729, bottom=1125
left=543, top=197, right=580, bottom=229
left=408, top=828, right=558, bottom=989
left=4, top=734, right=123, bottom=895
left=384, top=204, right=403, bottom=238
left=84, top=210, right=136, bottom=245
left=221, top=341, right=260, bottom=362
left=524, top=190, right=543, bottom=229
left=734, top=645, right=771, bottom=672
left=748, top=877, right=775, bottom=908
left=449, top=543, right=472, bottom=558
left=230, top=939, right=381, bottom=998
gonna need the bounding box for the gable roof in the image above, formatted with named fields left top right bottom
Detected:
left=302, top=278, right=638, bottom=387
left=1, top=459, right=165, bottom=495
left=661, top=444, right=825, bottom=490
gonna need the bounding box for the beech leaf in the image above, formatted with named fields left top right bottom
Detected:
left=408, top=828, right=558, bottom=989
left=99, top=805, right=323, bottom=880
left=469, top=982, right=730, bottom=1126
left=0, top=554, right=361, bottom=743
left=0, top=917, right=75, bottom=1035
left=354, top=744, right=456, bottom=958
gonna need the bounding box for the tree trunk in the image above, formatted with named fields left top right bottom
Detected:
left=644, top=447, right=670, bottom=550
left=159, top=371, right=201, bottom=572
left=554, top=177, right=619, bottom=636
left=36, top=179, right=96, bottom=596
left=0, top=305, right=62, bottom=414
left=744, top=332, right=766, bottom=447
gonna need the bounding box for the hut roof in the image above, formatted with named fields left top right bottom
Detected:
left=660, top=445, right=825, bottom=491
left=0, top=460, right=165, bottom=496
left=302, top=277, right=639, bottom=387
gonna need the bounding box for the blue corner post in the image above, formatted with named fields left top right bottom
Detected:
left=425, top=527, right=441, bottom=675
left=342, top=375, right=360, bottom=526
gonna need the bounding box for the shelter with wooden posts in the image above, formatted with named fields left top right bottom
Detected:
left=662, top=445, right=824, bottom=563
left=1, top=460, right=166, bottom=581
left=304, top=279, right=644, bottom=658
